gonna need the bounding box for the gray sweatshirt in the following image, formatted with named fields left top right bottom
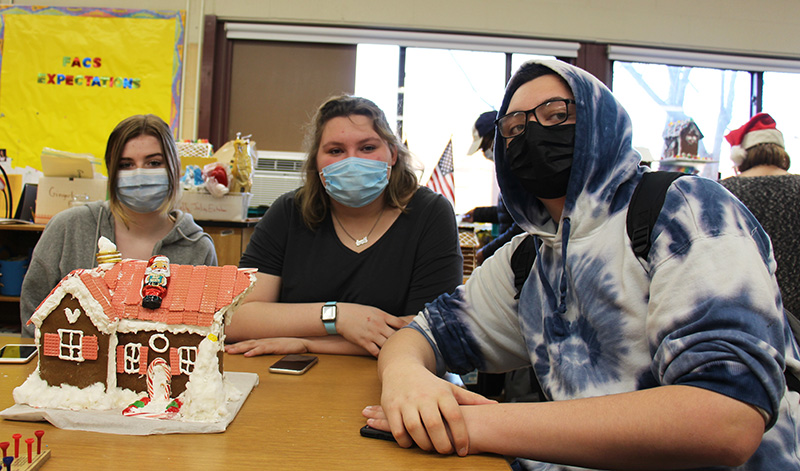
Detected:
left=20, top=201, right=217, bottom=337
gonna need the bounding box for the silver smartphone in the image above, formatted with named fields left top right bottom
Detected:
left=268, top=354, right=318, bottom=375
left=0, top=344, right=37, bottom=364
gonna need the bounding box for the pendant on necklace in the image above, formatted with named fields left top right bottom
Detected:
left=355, top=237, right=368, bottom=247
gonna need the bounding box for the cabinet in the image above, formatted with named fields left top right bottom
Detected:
left=0, top=223, right=43, bottom=333
left=197, top=219, right=259, bottom=267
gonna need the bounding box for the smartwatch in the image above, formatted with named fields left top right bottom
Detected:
left=321, top=301, right=337, bottom=335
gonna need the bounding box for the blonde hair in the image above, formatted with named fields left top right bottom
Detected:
left=105, top=114, right=180, bottom=226
left=296, top=95, right=418, bottom=229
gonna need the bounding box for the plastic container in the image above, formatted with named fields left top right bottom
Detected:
left=0, top=256, right=29, bottom=296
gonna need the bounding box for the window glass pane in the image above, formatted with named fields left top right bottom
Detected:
left=762, top=71, right=800, bottom=173
left=355, top=44, right=400, bottom=130
left=612, top=62, right=751, bottom=179
left=401, top=48, right=506, bottom=213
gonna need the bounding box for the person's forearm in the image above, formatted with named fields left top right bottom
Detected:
left=226, top=301, right=326, bottom=342
left=301, top=336, right=371, bottom=355
left=377, top=328, right=437, bottom=380
left=463, top=385, right=765, bottom=469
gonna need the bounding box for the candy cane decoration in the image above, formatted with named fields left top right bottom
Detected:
left=147, top=357, right=171, bottom=403
left=123, top=356, right=182, bottom=419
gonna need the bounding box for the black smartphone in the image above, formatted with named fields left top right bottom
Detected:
left=0, top=344, right=37, bottom=364
left=268, top=354, right=318, bottom=375
left=360, top=425, right=397, bottom=442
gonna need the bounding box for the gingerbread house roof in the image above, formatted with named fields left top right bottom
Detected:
left=662, top=119, right=703, bottom=140
left=30, top=260, right=256, bottom=335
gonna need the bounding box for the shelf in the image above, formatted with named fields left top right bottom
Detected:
left=0, top=296, right=20, bottom=302
left=0, top=223, right=44, bottom=232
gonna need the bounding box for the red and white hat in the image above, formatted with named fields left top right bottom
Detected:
left=724, top=113, right=784, bottom=166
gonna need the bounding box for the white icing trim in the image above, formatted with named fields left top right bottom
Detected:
left=64, top=307, right=81, bottom=324
left=149, top=334, right=169, bottom=353
left=31, top=273, right=117, bottom=335
left=107, top=334, right=118, bottom=390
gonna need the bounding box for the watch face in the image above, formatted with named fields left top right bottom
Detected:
left=321, top=304, right=337, bottom=321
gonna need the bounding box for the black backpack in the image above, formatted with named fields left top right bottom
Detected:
left=510, top=171, right=800, bottom=394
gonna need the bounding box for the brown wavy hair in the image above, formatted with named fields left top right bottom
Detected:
left=296, top=95, right=418, bottom=229
left=105, top=114, right=180, bottom=227
left=739, top=142, right=791, bottom=172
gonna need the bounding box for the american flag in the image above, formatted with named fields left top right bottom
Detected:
left=426, top=139, right=455, bottom=206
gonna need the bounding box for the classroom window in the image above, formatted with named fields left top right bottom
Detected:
left=612, top=61, right=752, bottom=179
left=762, top=72, right=800, bottom=168
left=356, top=44, right=555, bottom=213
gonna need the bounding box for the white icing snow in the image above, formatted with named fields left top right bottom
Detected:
left=97, top=236, right=116, bottom=253
left=179, top=336, right=240, bottom=422
left=13, top=369, right=139, bottom=411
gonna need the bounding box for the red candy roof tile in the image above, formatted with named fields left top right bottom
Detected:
left=103, top=260, right=250, bottom=327
left=43, top=259, right=253, bottom=330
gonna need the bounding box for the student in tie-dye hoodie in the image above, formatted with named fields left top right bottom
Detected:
left=363, top=60, right=800, bottom=470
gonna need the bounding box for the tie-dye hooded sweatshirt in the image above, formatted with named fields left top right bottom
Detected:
left=411, top=60, right=800, bottom=470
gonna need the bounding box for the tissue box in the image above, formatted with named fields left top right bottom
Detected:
left=34, top=177, right=107, bottom=224
left=179, top=191, right=252, bottom=222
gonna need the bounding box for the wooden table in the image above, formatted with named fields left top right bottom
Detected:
left=0, top=336, right=508, bottom=470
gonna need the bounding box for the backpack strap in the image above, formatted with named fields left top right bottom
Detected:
left=510, top=234, right=539, bottom=300
left=782, top=310, right=800, bottom=393
left=626, top=171, right=685, bottom=260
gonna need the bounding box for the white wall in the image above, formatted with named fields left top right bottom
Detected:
left=5, top=0, right=800, bottom=137
left=8, top=0, right=799, bottom=56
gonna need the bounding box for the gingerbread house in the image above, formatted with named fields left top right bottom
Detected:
left=662, top=119, right=704, bottom=159
left=459, top=228, right=480, bottom=277
left=27, top=259, right=255, bottom=398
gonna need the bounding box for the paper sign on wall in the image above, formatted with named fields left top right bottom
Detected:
left=0, top=6, right=185, bottom=173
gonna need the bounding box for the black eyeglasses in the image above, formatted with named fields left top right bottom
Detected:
left=495, top=99, right=576, bottom=138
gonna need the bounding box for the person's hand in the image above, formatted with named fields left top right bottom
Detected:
left=461, top=208, right=476, bottom=223
left=225, top=337, right=308, bottom=357
left=336, top=303, right=408, bottom=357
left=370, top=362, right=496, bottom=456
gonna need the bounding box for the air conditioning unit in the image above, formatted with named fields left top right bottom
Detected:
left=250, top=151, right=306, bottom=208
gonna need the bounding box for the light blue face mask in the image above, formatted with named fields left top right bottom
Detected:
left=116, top=168, right=171, bottom=214
left=320, top=157, right=389, bottom=208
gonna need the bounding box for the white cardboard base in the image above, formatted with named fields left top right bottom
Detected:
left=0, top=371, right=258, bottom=435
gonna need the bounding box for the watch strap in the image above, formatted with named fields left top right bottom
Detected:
left=322, top=301, right=337, bottom=335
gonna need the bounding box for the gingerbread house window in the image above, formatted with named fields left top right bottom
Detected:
left=149, top=334, right=169, bottom=353
left=177, top=346, right=197, bottom=374
left=123, top=343, right=142, bottom=374
left=57, top=329, right=84, bottom=361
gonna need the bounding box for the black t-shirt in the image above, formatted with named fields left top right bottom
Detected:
left=240, top=187, right=463, bottom=317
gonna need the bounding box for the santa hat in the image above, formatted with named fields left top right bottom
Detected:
left=724, top=113, right=784, bottom=166
left=467, top=111, right=497, bottom=155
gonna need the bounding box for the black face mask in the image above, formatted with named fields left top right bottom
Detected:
left=506, top=122, right=575, bottom=199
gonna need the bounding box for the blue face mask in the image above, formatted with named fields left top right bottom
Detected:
left=320, top=157, right=389, bottom=208
left=116, top=168, right=171, bottom=213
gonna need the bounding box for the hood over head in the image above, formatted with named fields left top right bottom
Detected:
left=494, top=60, right=643, bottom=238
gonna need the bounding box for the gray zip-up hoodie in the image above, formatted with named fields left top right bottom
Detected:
left=20, top=201, right=217, bottom=337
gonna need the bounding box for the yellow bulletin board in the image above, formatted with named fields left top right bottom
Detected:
left=0, top=6, right=185, bottom=173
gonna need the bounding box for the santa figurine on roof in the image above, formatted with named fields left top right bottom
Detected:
left=141, top=255, right=170, bottom=309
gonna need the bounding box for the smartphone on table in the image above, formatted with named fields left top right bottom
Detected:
left=360, top=425, right=397, bottom=442
left=0, top=344, right=37, bottom=364
left=268, top=354, right=318, bottom=375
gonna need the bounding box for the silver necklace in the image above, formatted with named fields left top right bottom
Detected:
left=332, top=206, right=386, bottom=247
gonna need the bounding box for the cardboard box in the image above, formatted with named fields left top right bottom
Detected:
left=34, top=176, right=107, bottom=224
left=178, top=191, right=252, bottom=222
